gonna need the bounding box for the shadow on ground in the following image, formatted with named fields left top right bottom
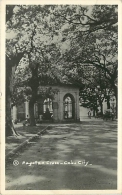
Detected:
left=6, top=121, right=117, bottom=190
left=6, top=126, right=46, bottom=154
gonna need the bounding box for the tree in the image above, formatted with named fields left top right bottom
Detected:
left=12, top=38, right=62, bottom=126
left=6, top=5, right=27, bottom=136
left=6, top=5, right=61, bottom=134
left=49, top=5, right=118, bottom=116
left=12, top=62, right=60, bottom=123
left=6, top=5, right=53, bottom=135
left=6, top=5, right=118, bottom=137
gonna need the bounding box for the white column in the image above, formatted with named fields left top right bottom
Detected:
left=25, top=101, right=30, bottom=118
left=34, top=103, right=38, bottom=118
left=59, top=92, right=63, bottom=121
left=76, top=92, right=80, bottom=120
left=103, top=100, right=107, bottom=113
left=13, top=106, right=17, bottom=121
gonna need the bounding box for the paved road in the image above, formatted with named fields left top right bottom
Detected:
left=6, top=121, right=117, bottom=190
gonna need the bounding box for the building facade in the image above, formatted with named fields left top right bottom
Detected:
left=12, top=84, right=80, bottom=122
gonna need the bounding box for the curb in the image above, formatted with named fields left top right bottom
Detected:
left=6, top=125, right=49, bottom=160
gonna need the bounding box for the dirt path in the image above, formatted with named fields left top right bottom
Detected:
left=6, top=122, right=117, bottom=190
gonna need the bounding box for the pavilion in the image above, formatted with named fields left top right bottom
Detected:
left=12, top=84, right=80, bottom=122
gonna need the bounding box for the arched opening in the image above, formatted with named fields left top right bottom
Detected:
left=43, top=98, right=53, bottom=120
left=63, top=94, right=75, bottom=119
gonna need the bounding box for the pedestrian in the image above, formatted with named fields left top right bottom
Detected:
left=88, top=110, right=91, bottom=119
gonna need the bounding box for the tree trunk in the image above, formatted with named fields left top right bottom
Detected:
left=107, top=97, right=110, bottom=109
left=6, top=62, right=18, bottom=136
left=100, top=101, right=103, bottom=115
left=93, top=109, right=95, bottom=117
left=6, top=95, right=18, bottom=136
left=6, top=54, right=24, bottom=136
left=28, top=63, right=39, bottom=126
left=115, top=92, right=118, bottom=119
left=29, top=100, right=36, bottom=126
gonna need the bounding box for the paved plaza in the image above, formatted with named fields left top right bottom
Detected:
left=6, top=120, right=117, bottom=190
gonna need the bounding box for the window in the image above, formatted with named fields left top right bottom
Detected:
left=43, top=98, right=53, bottom=113
left=64, top=95, right=74, bottom=119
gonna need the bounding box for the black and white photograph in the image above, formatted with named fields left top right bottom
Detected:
left=1, top=0, right=122, bottom=194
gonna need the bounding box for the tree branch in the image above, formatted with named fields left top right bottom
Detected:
left=82, top=60, right=113, bottom=78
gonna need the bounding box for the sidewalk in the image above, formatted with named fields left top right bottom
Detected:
left=80, top=116, right=103, bottom=121
left=6, top=125, right=47, bottom=156
left=80, top=116, right=117, bottom=122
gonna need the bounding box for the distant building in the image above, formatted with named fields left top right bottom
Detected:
left=12, top=84, right=80, bottom=122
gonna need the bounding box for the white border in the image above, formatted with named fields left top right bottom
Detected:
left=0, top=0, right=122, bottom=194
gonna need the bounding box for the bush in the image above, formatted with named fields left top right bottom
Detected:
left=96, top=112, right=103, bottom=118
left=103, top=110, right=114, bottom=121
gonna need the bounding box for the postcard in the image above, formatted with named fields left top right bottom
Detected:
left=0, top=0, right=122, bottom=194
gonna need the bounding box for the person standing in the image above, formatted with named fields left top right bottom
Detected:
left=88, top=110, right=91, bottom=119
